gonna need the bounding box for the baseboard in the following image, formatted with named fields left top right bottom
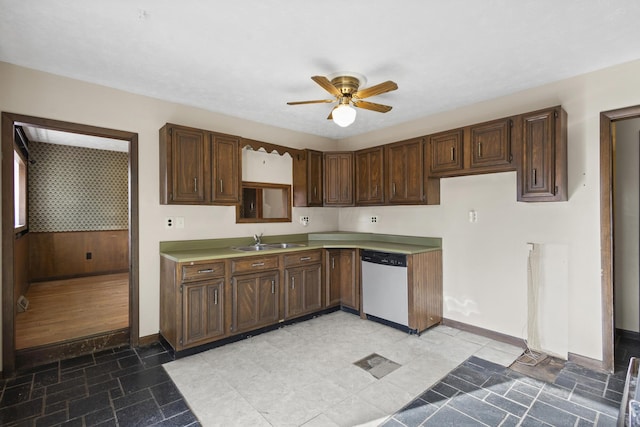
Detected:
left=15, top=328, right=130, bottom=371
left=138, top=333, right=160, bottom=347
left=568, top=352, right=607, bottom=372
left=441, top=318, right=526, bottom=349
left=442, top=318, right=609, bottom=372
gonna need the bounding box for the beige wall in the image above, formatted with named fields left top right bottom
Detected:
left=340, top=59, right=640, bottom=360
left=614, top=118, right=640, bottom=333
left=2, top=58, right=640, bottom=364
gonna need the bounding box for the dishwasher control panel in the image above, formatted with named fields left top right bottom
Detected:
left=361, top=250, right=407, bottom=267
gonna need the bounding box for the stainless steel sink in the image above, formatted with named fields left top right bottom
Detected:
left=232, top=243, right=306, bottom=252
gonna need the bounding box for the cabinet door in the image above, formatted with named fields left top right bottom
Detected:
left=386, top=139, right=424, bottom=204
left=324, top=152, right=354, bottom=206
left=170, top=127, right=206, bottom=203
left=285, top=267, right=304, bottom=317
left=211, top=133, right=240, bottom=204
left=518, top=108, right=566, bottom=201
left=338, top=250, right=358, bottom=310
left=429, top=129, right=464, bottom=176
left=326, top=250, right=342, bottom=307
left=469, top=118, right=513, bottom=171
left=355, top=147, right=384, bottom=205
left=231, top=271, right=279, bottom=334
left=285, top=264, right=322, bottom=318
left=307, top=150, right=323, bottom=206
left=182, top=280, right=224, bottom=347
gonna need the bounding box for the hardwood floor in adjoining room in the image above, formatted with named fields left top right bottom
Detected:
left=15, top=273, right=129, bottom=349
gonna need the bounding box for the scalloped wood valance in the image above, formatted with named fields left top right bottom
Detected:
left=241, top=138, right=304, bottom=159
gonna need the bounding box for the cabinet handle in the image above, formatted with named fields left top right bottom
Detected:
left=332, top=257, right=335, bottom=269
left=392, top=183, right=396, bottom=196
left=219, top=179, right=223, bottom=193
left=291, top=277, right=295, bottom=289
left=251, top=262, right=265, bottom=267
left=478, top=142, right=482, bottom=158
left=314, top=186, right=317, bottom=197
left=193, top=177, right=198, bottom=193
left=271, top=280, right=275, bottom=294
left=300, top=256, right=311, bottom=261
left=214, top=289, right=218, bottom=305
left=374, top=184, right=378, bottom=197
left=451, top=146, right=455, bottom=161
left=533, top=168, right=537, bottom=185
left=197, top=268, right=214, bottom=274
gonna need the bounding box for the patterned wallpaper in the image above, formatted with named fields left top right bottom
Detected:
left=29, top=141, right=128, bottom=232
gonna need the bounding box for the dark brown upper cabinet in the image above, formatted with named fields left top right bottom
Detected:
left=211, top=133, right=240, bottom=204
left=324, top=152, right=354, bottom=206
left=355, top=146, right=384, bottom=205
left=428, top=129, right=464, bottom=176
left=160, top=123, right=240, bottom=205
left=517, top=106, right=567, bottom=202
left=385, top=137, right=425, bottom=204
left=293, top=149, right=323, bottom=207
left=468, top=118, right=513, bottom=172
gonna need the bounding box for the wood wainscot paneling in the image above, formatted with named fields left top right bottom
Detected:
left=30, top=230, right=129, bottom=281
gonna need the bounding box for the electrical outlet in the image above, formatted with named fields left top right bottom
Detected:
left=299, top=216, right=309, bottom=226
left=165, top=216, right=175, bottom=229
left=175, top=217, right=185, bottom=229
left=370, top=216, right=378, bottom=223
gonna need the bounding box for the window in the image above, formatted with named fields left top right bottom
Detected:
left=14, top=148, right=27, bottom=230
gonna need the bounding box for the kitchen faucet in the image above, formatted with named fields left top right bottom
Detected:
left=253, top=233, right=263, bottom=246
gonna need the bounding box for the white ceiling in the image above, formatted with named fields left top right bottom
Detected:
left=21, top=126, right=129, bottom=152
left=1, top=1, right=640, bottom=140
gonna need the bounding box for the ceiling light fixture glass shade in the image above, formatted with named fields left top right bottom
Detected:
left=332, top=104, right=357, bottom=127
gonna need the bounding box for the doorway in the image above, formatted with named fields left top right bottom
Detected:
left=2, top=113, right=139, bottom=376
left=600, top=105, right=640, bottom=373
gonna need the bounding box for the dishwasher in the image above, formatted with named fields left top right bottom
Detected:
left=361, top=249, right=411, bottom=332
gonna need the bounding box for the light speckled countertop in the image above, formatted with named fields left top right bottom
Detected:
left=160, top=232, right=441, bottom=263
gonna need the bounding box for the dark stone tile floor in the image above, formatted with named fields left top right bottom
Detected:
left=0, top=342, right=199, bottom=427
left=383, top=355, right=624, bottom=427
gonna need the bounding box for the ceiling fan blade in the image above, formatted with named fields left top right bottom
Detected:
left=353, top=81, right=398, bottom=100
left=353, top=100, right=393, bottom=113
left=327, top=106, right=337, bottom=120
left=287, top=99, right=335, bottom=105
left=311, top=75, right=342, bottom=97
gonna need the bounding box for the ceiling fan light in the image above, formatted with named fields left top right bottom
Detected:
left=332, top=105, right=356, bottom=127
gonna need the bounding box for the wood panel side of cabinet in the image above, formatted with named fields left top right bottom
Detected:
left=407, top=250, right=442, bottom=333
left=159, top=256, right=178, bottom=348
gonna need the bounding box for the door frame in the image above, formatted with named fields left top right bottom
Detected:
left=600, top=104, right=640, bottom=372
left=1, top=112, right=139, bottom=375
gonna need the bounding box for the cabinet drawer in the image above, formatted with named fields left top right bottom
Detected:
left=284, top=250, right=322, bottom=267
left=181, top=261, right=225, bottom=282
left=231, top=255, right=279, bottom=274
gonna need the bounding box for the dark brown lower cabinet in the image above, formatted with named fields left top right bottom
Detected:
left=284, top=263, right=322, bottom=319
left=231, top=270, right=280, bottom=334
left=182, top=280, right=225, bottom=347
left=326, top=249, right=359, bottom=310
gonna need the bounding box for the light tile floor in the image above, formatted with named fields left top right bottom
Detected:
left=164, top=311, right=524, bottom=427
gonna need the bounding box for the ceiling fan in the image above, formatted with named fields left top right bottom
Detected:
left=287, top=73, right=398, bottom=127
